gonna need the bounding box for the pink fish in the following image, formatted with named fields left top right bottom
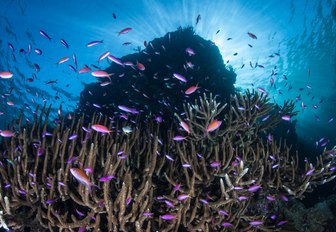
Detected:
left=118, top=27, right=132, bottom=35
left=91, top=124, right=112, bottom=133
left=185, top=85, right=200, bottom=95
left=91, top=70, right=113, bottom=78
left=185, top=48, right=195, bottom=56
left=56, top=57, right=69, bottom=65
left=0, top=130, right=14, bottom=137
left=98, top=51, right=110, bottom=63
left=78, top=66, right=91, bottom=74
left=179, top=121, right=190, bottom=133
left=173, top=73, right=187, bottom=82
left=0, top=71, right=13, bottom=79
left=87, top=40, right=103, bottom=47
left=137, top=62, right=145, bottom=71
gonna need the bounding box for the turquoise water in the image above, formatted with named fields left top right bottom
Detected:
left=0, top=0, right=335, bottom=154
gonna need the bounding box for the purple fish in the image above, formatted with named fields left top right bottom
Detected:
left=40, top=30, right=52, bottom=40
left=210, top=161, right=221, bottom=167
left=250, top=221, right=263, bottom=226
left=222, top=222, right=233, bottom=227
left=60, top=39, right=69, bottom=48
left=99, top=175, right=115, bottom=182
left=160, top=214, right=176, bottom=220
left=248, top=185, right=261, bottom=192
left=177, top=194, right=189, bottom=201
left=173, top=73, right=187, bottom=82
left=87, top=40, right=103, bottom=47
left=281, top=115, right=291, bottom=121
left=173, top=135, right=186, bottom=141
left=118, top=105, right=139, bottom=114
left=34, top=48, right=42, bottom=55
left=108, top=55, right=125, bottom=66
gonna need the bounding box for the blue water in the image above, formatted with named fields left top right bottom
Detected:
left=0, top=0, right=335, bottom=148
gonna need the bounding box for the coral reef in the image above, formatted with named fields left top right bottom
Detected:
left=0, top=91, right=335, bottom=231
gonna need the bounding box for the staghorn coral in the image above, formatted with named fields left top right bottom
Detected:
left=175, top=90, right=298, bottom=144
left=0, top=93, right=335, bottom=231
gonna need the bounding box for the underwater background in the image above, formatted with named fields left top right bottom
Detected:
left=0, top=0, right=336, bottom=231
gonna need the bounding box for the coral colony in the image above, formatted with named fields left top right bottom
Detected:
left=0, top=28, right=336, bottom=231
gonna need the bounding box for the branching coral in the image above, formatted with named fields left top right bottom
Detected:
left=175, top=90, right=298, bottom=144
left=0, top=94, right=334, bottom=231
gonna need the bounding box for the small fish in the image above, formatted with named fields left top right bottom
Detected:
left=39, top=30, right=52, bottom=40
left=185, top=85, right=200, bottom=95
left=173, top=135, right=187, bottom=141
left=136, top=62, right=145, bottom=71
left=91, top=124, right=112, bottom=133
left=206, top=120, right=222, bottom=132
left=78, top=66, right=91, bottom=74
left=250, top=221, right=263, bottom=226
left=56, top=56, right=69, bottom=64
left=108, top=55, right=124, bottom=66
left=248, top=185, right=261, bottom=192
left=91, top=70, right=113, bottom=78
left=118, top=105, right=139, bottom=114
left=177, top=194, right=189, bottom=201
left=179, top=121, right=190, bottom=133
left=122, top=126, right=133, bottom=134
left=45, top=80, right=57, bottom=85
left=0, top=130, right=14, bottom=137
left=160, top=214, right=176, bottom=220
left=173, top=73, right=187, bottom=82
left=112, top=12, right=116, bottom=19
left=99, top=175, right=115, bottom=182
left=60, top=39, right=69, bottom=48
left=34, top=48, right=42, bottom=55
left=216, top=30, right=220, bottom=34
left=185, top=48, right=195, bottom=56
left=98, top=51, right=110, bottom=63
left=0, top=71, right=13, bottom=79
left=122, top=42, right=131, bottom=46
left=118, top=27, right=132, bottom=35
left=70, top=168, right=94, bottom=192
left=87, top=40, right=103, bottom=47
left=196, top=14, right=201, bottom=25
left=247, top=32, right=257, bottom=39
left=307, top=68, right=310, bottom=76
left=281, top=115, right=291, bottom=121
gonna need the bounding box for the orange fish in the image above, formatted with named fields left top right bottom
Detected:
left=70, top=168, right=94, bottom=192
left=206, top=120, right=222, bottom=132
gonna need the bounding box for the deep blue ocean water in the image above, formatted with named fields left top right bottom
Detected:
left=1, top=0, right=335, bottom=150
